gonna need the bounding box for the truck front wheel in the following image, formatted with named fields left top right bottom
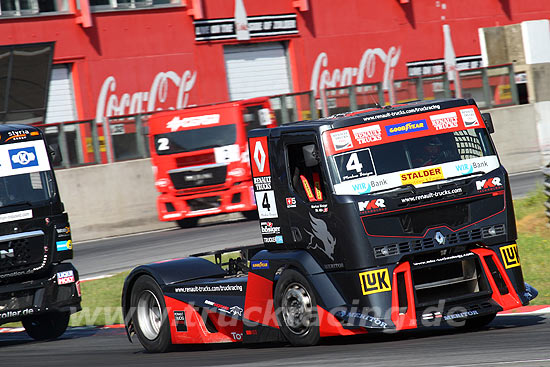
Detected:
left=22, top=312, right=70, bottom=340
left=176, top=217, right=199, bottom=229
left=131, top=275, right=172, bottom=353
left=274, top=269, right=320, bottom=346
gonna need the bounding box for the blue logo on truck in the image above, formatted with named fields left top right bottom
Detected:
left=9, top=147, right=38, bottom=169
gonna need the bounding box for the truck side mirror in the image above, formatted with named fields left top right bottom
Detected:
left=482, top=113, right=495, bottom=134
left=49, top=144, right=63, bottom=165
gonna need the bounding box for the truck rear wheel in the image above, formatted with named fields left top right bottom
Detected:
left=274, top=269, right=320, bottom=346
left=131, top=275, right=172, bottom=353
left=22, top=311, right=70, bottom=340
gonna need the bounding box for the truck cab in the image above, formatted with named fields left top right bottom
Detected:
left=0, top=125, right=81, bottom=340
left=249, top=98, right=533, bottom=331
left=148, top=97, right=276, bottom=228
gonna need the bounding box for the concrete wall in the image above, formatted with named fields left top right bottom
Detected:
left=56, top=103, right=550, bottom=242
left=56, top=159, right=173, bottom=242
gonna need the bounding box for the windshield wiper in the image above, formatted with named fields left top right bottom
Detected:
left=0, top=201, right=33, bottom=209
left=369, top=184, right=416, bottom=195
left=422, top=171, right=485, bottom=186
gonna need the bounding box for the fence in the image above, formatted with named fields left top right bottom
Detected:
left=37, top=64, right=518, bottom=169
left=544, top=162, right=550, bottom=226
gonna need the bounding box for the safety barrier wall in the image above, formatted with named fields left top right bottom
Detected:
left=57, top=102, right=548, bottom=242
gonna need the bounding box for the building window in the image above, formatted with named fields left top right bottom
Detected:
left=89, top=0, right=178, bottom=10
left=0, top=0, right=67, bottom=16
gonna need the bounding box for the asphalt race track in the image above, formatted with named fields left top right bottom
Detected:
left=1, top=313, right=549, bottom=366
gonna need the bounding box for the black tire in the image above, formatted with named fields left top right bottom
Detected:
left=22, top=311, right=70, bottom=341
left=243, top=210, right=259, bottom=221
left=176, top=217, right=198, bottom=229
left=274, top=269, right=320, bottom=346
left=131, top=275, right=172, bottom=353
left=461, top=313, right=497, bottom=330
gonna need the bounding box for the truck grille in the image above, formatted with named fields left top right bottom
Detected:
left=169, top=163, right=227, bottom=190
left=0, top=230, right=47, bottom=277
left=373, top=224, right=505, bottom=258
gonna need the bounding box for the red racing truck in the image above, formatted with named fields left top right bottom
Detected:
left=148, top=98, right=276, bottom=228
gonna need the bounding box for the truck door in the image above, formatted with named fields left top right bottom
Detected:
left=280, top=132, right=339, bottom=268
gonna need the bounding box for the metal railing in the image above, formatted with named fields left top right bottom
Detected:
left=544, top=162, right=550, bottom=226
left=36, top=64, right=518, bottom=169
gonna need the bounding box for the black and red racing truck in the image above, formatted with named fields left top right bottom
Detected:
left=122, top=98, right=537, bottom=352
left=0, top=124, right=81, bottom=339
left=148, top=97, right=276, bottom=228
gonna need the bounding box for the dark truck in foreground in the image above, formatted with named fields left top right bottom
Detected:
left=122, top=98, right=537, bottom=352
left=0, top=125, right=81, bottom=339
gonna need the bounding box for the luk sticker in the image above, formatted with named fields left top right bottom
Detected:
left=250, top=136, right=270, bottom=177
left=255, top=190, right=278, bottom=219
left=352, top=124, right=382, bottom=144
left=460, top=108, right=479, bottom=127
left=385, top=119, right=428, bottom=136
left=400, top=167, right=444, bottom=186
left=430, top=112, right=458, bottom=131
left=500, top=244, right=520, bottom=269
left=359, top=268, right=391, bottom=295
left=330, top=130, right=353, bottom=151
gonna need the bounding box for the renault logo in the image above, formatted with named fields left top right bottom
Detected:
left=434, top=231, right=446, bottom=245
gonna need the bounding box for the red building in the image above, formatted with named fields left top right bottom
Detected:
left=1, top=0, right=550, bottom=124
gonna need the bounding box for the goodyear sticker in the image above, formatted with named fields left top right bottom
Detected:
left=250, top=260, right=269, bottom=269
left=56, top=240, right=73, bottom=251
left=500, top=244, right=520, bottom=269
left=385, top=119, right=428, bottom=136
left=400, top=166, right=444, bottom=186
left=359, top=268, right=391, bottom=295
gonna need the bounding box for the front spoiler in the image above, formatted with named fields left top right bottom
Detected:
left=0, top=262, right=81, bottom=325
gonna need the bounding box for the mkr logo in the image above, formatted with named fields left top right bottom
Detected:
left=359, top=268, right=391, bottom=295
left=9, top=147, right=38, bottom=169
left=500, top=244, right=520, bottom=269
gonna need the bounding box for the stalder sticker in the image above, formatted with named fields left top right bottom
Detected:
left=400, top=166, right=444, bottom=186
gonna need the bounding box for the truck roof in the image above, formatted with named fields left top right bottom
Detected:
left=0, top=124, right=42, bottom=134
left=257, top=98, right=477, bottom=137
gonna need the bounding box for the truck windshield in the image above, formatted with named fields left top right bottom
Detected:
left=329, top=128, right=497, bottom=195
left=154, top=125, right=237, bottom=155
left=0, top=171, right=55, bottom=208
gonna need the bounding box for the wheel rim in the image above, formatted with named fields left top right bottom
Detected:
left=281, top=282, right=314, bottom=335
left=136, top=290, right=163, bottom=340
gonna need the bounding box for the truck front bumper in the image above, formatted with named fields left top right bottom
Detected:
left=0, top=262, right=81, bottom=325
